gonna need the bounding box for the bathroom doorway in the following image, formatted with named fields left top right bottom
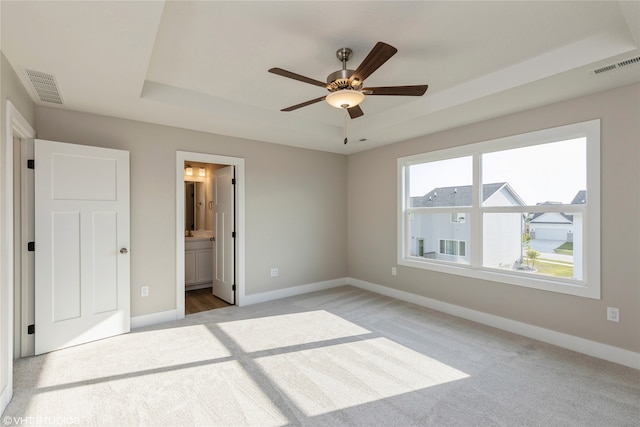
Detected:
left=176, top=152, right=245, bottom=319
left=185, top=288, right=231, bottom=314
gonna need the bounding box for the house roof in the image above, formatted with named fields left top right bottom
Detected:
left=530, top=212, right=573, bottom=224
left=530, top=191, right=586, bottom=222
left=410, top=182, right=520, bottom=207
left=571, top=190, right=587, bottom=205
left=531, top=202, right=564, bottom=221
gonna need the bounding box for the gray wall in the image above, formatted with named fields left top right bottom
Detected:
left=11, top=72, right=640, bottom=355
left=348, top=83, right=640, bottom=353
left=35, top=107, right=348, bottom=317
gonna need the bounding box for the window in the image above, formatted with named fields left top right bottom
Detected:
left=398, top=120, right=600, bottom=298
left=440, top=239, right=466, bottom=256
left=450, top=213, right=466, bottom=223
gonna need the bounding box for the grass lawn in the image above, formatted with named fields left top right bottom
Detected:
left=525, top=258, right=573, bottom=278
left=554, top=241, right=573, bottom=255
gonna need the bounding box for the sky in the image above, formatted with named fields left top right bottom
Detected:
left=409, top=137, right=587, bottom=205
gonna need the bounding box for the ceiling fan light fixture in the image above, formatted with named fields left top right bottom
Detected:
left=326, top=89, right=365, bottom=109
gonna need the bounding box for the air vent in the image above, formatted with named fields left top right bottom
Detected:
left=24, top=69, right=63, bottom=104
left=592, top=64, right=617, bottom=75
left=592, top=56, right=640, bottom=75
left=617, top=56, right=640, bottom=68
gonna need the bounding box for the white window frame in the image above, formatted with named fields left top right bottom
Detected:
left=397, top=120, right=600, bottom=299
left=439, top=239, right=466, bottom=256
left=450, top=213, right=466, bottom=223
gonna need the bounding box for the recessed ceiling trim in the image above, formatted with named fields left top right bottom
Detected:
left=24, top=69, right=64, bottom=105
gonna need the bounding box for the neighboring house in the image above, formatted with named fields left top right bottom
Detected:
left=571, top=190, right=587, bottom=205
left=409, top=183, right=525, bottom=267
left=530, top=207, right=574, bottom=241
left=529, top=191, right=586, bottom=241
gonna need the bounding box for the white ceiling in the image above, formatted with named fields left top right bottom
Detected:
left=2, top=1, right=639, bottom=154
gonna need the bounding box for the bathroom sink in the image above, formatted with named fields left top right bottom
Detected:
left=185, top=230, right=214, bottom=240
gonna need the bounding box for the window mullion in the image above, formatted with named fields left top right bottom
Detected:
left=471, top=152, right=482, bottom=268
left=399, top=163, right=410, bottom=260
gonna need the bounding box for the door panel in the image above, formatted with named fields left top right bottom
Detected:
left=35, top=139, right=130, bottom=355
left=51, top=154, right=117, bottom=200
left=196, top=248, right=213, bottom=283
left=51, top=212, right=81, bottom=322
left=185, top=251, right=196, bottom=285
left=213, top=166, right=235, bottom=304
left=92, top=212, right=118, bottom=314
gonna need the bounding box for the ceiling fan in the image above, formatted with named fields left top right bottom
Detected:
left=268, top=41, right=428, bottom=122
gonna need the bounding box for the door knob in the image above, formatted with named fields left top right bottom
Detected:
left=120, top=248, right=129, bottom=254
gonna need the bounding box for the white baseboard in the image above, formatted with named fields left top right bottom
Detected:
left=129, top=278, right=639, bottom=369
left=131, top=309, right=177, bottom=329
left=348, top=277, right=640, bottom=370
left=130, top=279, right=346, bottom=328
left=240, top=278, right=346, bottom=306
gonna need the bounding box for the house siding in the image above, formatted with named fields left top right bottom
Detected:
left=410, top=185, right=524, bottom=267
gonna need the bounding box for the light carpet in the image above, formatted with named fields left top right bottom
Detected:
left=3, top=286, right=639, bottom=426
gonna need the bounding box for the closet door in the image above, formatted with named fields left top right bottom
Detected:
left=34, top=139, right=130, bottom=354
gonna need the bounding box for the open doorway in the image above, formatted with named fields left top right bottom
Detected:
left=183, top=161, right=230, bottom=314
left=175, top=152, right=245, bottom=319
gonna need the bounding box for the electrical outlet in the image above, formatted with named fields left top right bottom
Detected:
left=391, top=267, right=397, bottom=276
left=141, top=286, right=149, bottom=297
left=606, top=307, right=619, bottom=322
left=270, top=268, right=279, bottom=277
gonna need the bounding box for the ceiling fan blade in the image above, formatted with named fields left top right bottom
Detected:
left=281, top=96, right=327, bottom=112
left=363, top=85, right=428, bottom=96
left=349, top=42, right=397, bottom=86
left=269, top=68, right=327, bottom=88
left=347, top=105, right=364, bottom=119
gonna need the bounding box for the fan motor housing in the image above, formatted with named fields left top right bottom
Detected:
left=327, top=69, right=355, bottom=91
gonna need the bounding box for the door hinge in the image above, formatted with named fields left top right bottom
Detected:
left=232, top=284, right=236, bottom=291
left=232, top=178, right=236, bottom=185
left=27, top=159, right=35, bottom=169
left=28, top=324, right=35, bottom=335
left=28, top=242, right=35, bottom=252
left=232, top=231, right=236, bottom=238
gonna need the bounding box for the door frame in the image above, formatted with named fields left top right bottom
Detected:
left=175, top=151, right=245, bottom=318
left=2, top=101, right=35, bottom=414
left=14, top=136, right=34, bottom=358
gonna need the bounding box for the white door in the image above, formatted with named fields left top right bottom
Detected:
left=213, top=166, right=234, bottom=304
left=34, top=139, right=130, bottom=355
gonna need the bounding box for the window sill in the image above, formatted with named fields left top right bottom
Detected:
left=398, top=257, right=600, bottom=299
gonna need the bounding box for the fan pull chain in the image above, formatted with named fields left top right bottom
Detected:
left=343, top=109, right=349, bottom=144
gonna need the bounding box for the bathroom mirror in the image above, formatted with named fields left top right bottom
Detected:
left=185, top=182, right=205, bottom=230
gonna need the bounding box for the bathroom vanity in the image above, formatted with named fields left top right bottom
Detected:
left=185, top=231, right=214, bottom=290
